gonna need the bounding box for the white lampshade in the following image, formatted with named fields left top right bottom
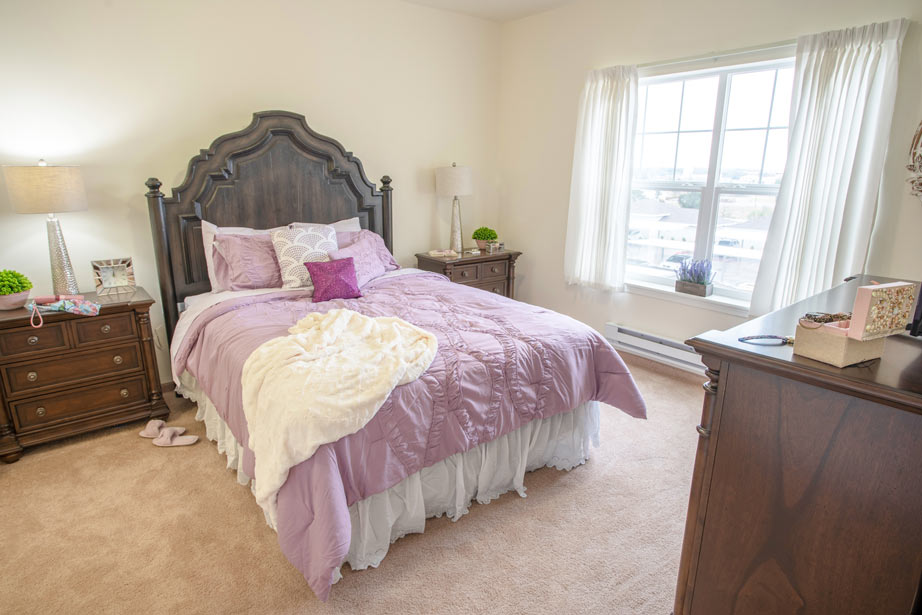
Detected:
left=3, top=164, right=88, bottom=214
left=435, top=163, right=473, bottom=198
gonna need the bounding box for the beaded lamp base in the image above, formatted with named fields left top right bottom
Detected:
left=46, top=214, right=79, bottom=295
left=449, top=197, right=463, bottom=254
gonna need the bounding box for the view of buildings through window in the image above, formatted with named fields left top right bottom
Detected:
left=627, top=59, right=795, bottom=300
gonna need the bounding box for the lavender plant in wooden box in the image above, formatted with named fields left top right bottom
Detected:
left=675, top=259, right=714, bottom=297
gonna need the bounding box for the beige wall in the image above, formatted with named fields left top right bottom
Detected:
left=498, top=0, right=922, bottom=343
left=2, top=0, right=920, bottom=378
left=0, top=0, right=501, bottom=376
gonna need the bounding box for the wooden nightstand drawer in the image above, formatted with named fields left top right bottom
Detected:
left=416, top=250, right=521, bottom=300
left=472, top=280, right=508, bottom=296
left=12, top=375, right=148, bottom=431
left=73, top=313, right=136, bottom=347
left=0, top=323, right=70, bottom=361
left=4, top=342, right=142, bottom=397
left=482, top=261, right=508, bottom=280
left=450, top=264, right=480, bottom=283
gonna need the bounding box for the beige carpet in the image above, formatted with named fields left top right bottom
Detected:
left=0, top=355, right=702, bottom=615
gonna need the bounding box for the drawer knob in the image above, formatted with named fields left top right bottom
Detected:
left=120, top=388, right=129, bottom=398
left=101, top=324, right=112, bottom=334
left=36, top=407, right=46, bottom=417
left=113, top=355, right=124, bottom=365
left=27, top=371, right=38, bottom=382
left=27, top=335, right=39, bottom=346
left=461, top=271, right=469, bottom=277
left=491, top=267, right=499, bottom=273
left=494, top=287, right=501, bottom=293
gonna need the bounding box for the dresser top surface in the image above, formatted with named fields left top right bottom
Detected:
left=0, top=287, right=153, bottom=327
left=415, top=250, right=521, bottom=265
left=688, top=275, right=922, bottom=407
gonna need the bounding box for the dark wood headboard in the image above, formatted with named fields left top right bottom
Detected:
left=145, top=110, right=393, bottom=340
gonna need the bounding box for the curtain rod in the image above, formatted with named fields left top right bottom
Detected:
left=637, top=40, right=797, bottom=70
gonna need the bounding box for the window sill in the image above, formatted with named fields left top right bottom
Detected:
left=625, top=279, right=751, bottom=317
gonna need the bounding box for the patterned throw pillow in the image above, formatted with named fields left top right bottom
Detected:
left=305, top=258, right=362, bottom=302
left=270, top=225, right=338, bottom=288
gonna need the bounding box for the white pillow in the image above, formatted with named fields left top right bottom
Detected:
left=201, top=217, right=358, bottom=290
left=330, top=217, right=362, bottom=232
left=292, top=217, right=361, bottom=233
left=270, top=225, right=338, bottom=288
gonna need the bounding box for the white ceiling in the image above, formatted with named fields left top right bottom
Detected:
left=404, top=0, right=571, bottom=22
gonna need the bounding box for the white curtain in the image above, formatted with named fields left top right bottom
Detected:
left=564, top=66, right=638, bottom=290
left=751, top=19, right=908, bottom=315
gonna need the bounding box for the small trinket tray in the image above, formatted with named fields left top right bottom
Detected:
left=792, top=281, right=918, bottom=368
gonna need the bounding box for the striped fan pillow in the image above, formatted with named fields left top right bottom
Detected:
left=270, top=225, right=338, bottom=288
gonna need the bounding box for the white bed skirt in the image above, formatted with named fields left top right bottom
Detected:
left=178, top=374, right=600, bottom=576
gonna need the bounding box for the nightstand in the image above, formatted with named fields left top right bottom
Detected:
left=0, top=287, right=169, bottom=462
left=416, top=250, right=522, bottom=299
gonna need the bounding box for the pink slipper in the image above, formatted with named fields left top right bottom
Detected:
left=152, top=426, right=199, bottom=447
left=139, top=419, right=186, bottom=439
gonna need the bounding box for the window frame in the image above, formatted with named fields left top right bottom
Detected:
left=628, top=57, right=796, bottom=303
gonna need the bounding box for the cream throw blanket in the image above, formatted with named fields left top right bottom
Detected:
left=242, top=308, right=438, bottom=528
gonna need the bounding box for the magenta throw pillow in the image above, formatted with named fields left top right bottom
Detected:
left=328, top=233, right=387, bottom=287
left=305, top=258, right=362, bottom=302
left=335, top=230, right=400, bottom=271
left=212, top=234, right=283, bottom=290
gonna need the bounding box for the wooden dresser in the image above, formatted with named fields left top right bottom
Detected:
left=415, top=250, right=521, bottom=299
left=0, top=288, right=168, bottom=463
left=674, top=275, right=922, bottom=615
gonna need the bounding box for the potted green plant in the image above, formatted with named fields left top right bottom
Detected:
left=675, top=259, right=714, bottom=297
left=0, top=270, right=33, bottom=310
left=472, top=226, right=498, bottom=250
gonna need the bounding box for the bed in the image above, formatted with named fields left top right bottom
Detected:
left=146, top=111, right=646, bottom=600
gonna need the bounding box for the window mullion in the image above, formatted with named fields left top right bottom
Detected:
left=672, top=81, right=686, bottom=182
left=758, top=69, right=779, bottom=183
left=694, top=72, right=729, bottom=262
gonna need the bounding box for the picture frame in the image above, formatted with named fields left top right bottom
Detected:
left=91, top=258, right=136, bottom=295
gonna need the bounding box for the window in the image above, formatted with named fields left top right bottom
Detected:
left=627, top=58, right=795, bottom=301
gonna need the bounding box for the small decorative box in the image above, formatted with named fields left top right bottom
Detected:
left=793, top=281, right=918, bottom=368
left=847, top=282, right=918, bottom=340
left=793, top=321, right=886, bottom=368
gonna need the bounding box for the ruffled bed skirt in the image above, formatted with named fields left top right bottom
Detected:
left=178, top=374, right=600, bottom=577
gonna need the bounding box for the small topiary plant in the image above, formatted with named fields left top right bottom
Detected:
left=0, top=270, right=33, bottom=296
left=471, top=226, right=498, bottom=241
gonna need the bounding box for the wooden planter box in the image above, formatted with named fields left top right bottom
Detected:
left=675, top=280, right=713, bottom=297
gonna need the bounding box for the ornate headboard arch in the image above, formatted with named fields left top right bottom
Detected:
left=145, top=110, right=393, bottom=340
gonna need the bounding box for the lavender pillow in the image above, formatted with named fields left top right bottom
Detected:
left=212, top=234, right=283, bottom=290
left=328, top=233, right=387, bottom=288
left=305, top=258, right=362, bottom=303
left=335, top=230, right=400, bottom=271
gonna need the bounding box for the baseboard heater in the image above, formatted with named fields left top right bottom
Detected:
left=604, top=323, right=704, bottom=375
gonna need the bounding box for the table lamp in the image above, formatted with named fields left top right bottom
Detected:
left=2, top=160, right=88, bottom=294
left=435, top=162, right=472, bottom=253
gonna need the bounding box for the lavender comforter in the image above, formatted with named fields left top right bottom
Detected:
left=172, top=271, right=646, bottom=600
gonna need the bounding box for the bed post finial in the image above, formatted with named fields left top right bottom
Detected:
left=380, top=176, right=393, bottom=252
left=145, top=177, right=163, bottom=197
left=145, top=176, right=175, bottom=344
